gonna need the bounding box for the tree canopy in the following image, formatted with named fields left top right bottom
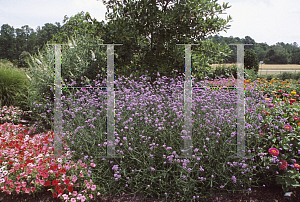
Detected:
left=100, top=0, right=234, bottom=83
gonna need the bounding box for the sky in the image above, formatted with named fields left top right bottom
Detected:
left=0, top=0, right=299, bottom=47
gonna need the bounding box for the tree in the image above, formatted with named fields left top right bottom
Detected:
left=101, top=0, right=233, bottom=83
left=15, top=28, right=27, bottom=58
left=264, top=49, right=276, bottom=64
left=0, top=24, right=17, bottom=62
left=244, top=49, right=259, bottom=74
left=49, top=11, right=107, bottom=45
left=264, top=45, right=288, bottom=64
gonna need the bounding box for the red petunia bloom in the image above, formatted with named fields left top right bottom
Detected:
left=64, top=179, right=70, bottom=185
left=52, top=180, right=58, bottom=186
left=58, top=189, right=63, bottom=195
left=67, top=186, right=73, bottom=192
left=45, top=180, right=51, bottom=187
left=55, top=186, right=60, bottom=192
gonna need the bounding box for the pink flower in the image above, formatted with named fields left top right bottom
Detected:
left=89, top=194, right=93, bottom=199
left=284, top=125, right=292, bottom=131
left=80, top=195, right=86, bottom=202
left=72, top=175, right=78, bottom=183
left=22, top=182, right=27, bottom=187
left=268, top=148, right=279, bottom=156
left=91, top=185, right=96, bottom=191
left=25, top=188, right=30, bottom=193
left=62, top=194, right=69, bottom=200
left=73, top=191, right=78, bottom=196
left=31, top=187, right=35, bottom=192
left=77, top=194, right=83, bottom=200
left=90, top=163, right=96, bottom=167
left=15, top=187, right=20, bottom=194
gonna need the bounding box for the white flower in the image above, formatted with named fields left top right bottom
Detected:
left=57, top=158, right=62, bottom=163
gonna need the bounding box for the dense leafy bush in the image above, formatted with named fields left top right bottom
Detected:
left=24, top=32, right=108, bottom=127
left=244, top=49, right=259, bottom=74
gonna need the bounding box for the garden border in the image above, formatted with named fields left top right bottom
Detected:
left=45, top=42, right=255, bottom=161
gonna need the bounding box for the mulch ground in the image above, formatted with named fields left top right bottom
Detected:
left=0, top=184, right=298, bottom=202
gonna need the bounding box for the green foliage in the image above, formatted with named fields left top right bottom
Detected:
left=244, top=68, right=259, bottom=81
left=264, top=45, right=289, bottom=64
left=18, top=51, right=31, bottom=68
left=12, top=59, right=19, bottom=68
left=24, top=32, right=108, bottom=128
left=211, top=64, right=237, bottom=80
left=244, top=49, right=259, bottom=74
left=0, top=58, right=12, bottom=66
left=101, top=0, right=233, bottom=85
left=0, top=65, right=30, bottom=112
left=280, top=72, right=296, bottom=81
left=190, top=38, right=233, bottom=82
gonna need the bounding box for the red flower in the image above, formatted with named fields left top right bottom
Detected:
left=67, top=186, right=73, bottom=192
left=55, top=186, right=60, bottom=192
left=59, top=168, right=66, bottom=174
left=45, top=180, right=51, bottom=187
left=58, top=189, right=63, bottom=195
left=279, top=160, right=288, bottom=170
left=53, top=192, right=57, bottom=198
left=294, top=163, right=300, bottom=169
left=64, top=179, right=70, bottom=185
left=52, top=180, right=58, bottom=186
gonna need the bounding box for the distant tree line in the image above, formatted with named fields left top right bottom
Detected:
left=0, top=9, right=299, bottom=73
left=207, top=35, right=300, bottom=65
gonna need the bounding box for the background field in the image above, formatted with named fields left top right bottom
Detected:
left=210, top=63, right=300, bottom=76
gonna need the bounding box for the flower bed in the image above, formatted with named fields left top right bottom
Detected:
left=1, top=75, right=300, bottom=201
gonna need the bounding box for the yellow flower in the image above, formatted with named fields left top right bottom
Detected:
left=291, top=91, right=296, bottom=95
left=265, top=98, right=270, bottom=101
left=261, top=87, right=264, bottom=89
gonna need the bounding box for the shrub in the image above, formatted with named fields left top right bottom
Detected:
left=244, top=49, right=259, bottom=75
left=24, top=32, right=108, bottom=127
